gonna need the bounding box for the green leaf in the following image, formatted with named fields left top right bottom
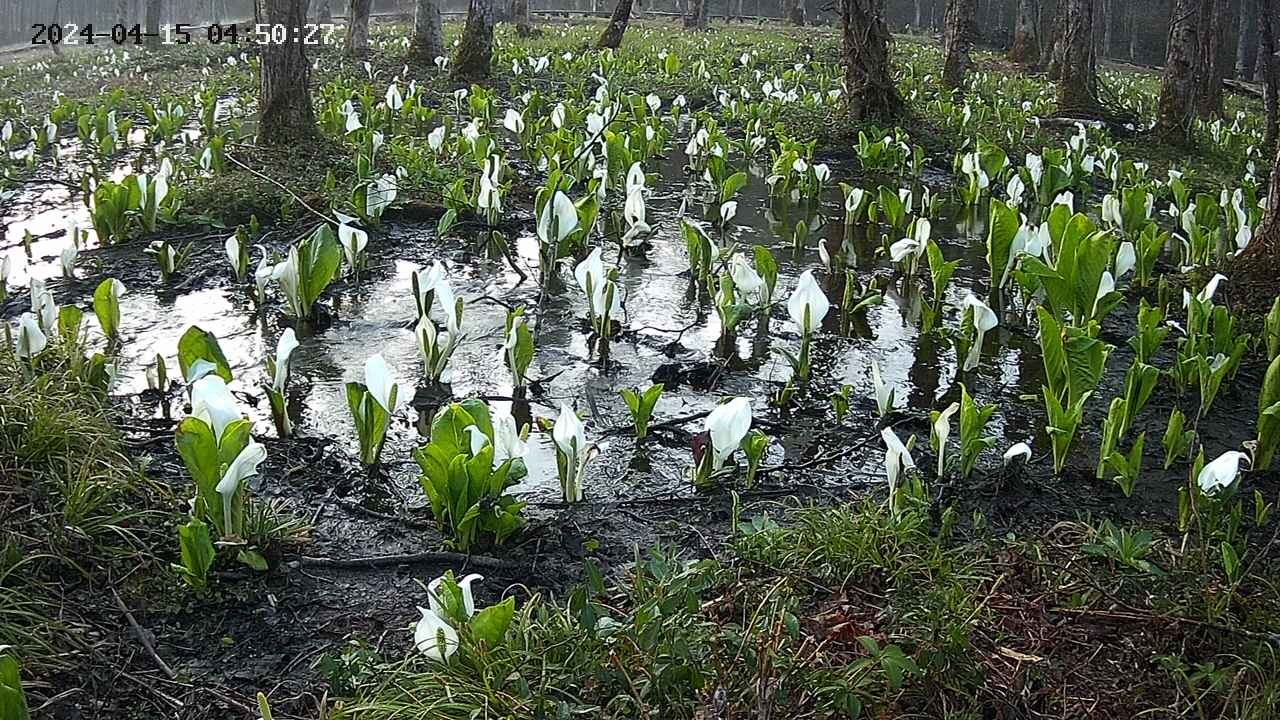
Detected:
left=0, top=655, right=31, bottom=720
left=177, top=326, right=233, bottom=383
left=174, top=516, right=216, bottom=590
left=469, top=597, right=515, bottom=648
left=299, top=224, right=342, bottom=313
left=92, top=278, right=123, bottom=340
left=986, top=199, right=1019, bottom=290
left=237, top=549, right=269, bottom=572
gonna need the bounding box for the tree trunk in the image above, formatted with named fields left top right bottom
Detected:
left=453, top=0, right=496, bottom=81
left=1195, top=0, right=1226, bottom=117
left=116, top=0, right=131, bottom=24
left=145, top=0, right=162, bottom=44
left=1008, top=0, right=1039, bottom=65
left=914, top=0, right=923, bottom=29
left=1055, top=0, right=1101, bottom=114
left=1242, top=141, right=1280, bottom=260
left=598, top=0, right=634, bottom=47
left=1261, top=0, right=1278, bottom=152
left=259, top=0, right=315, bottom=145
left=1128, top=0, right=1138, bottom=60
left=841, top=0, right=903, bottom=121
left=942, top=0, right=977, bottom=87
left=685, top=0, right=707, bottom=28
left=315, top=0, right=332, bottom=21
left=1100, top=0, right=1113, bottom=57
left=785, top=0, right=805, bottom=25
left=1237, top=0, right=1255, bottom=79
left=1154, top=0, right=1201, bottom=143
left=346, top=0, right=372, bottom=56
left=513, top=0, right=533, bottom=36
left=410, top=0, right=445, bottom=61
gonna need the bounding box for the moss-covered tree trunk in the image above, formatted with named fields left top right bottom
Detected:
left=513, top=0, right=533, bottom=36
left=1055, top=0, right=1102, bottom=115
left=685, top=0, right=707, bottom=29
left=1008, top=0, right=1039, bottom=65
left=785, top=0, right=805, bottom=26
left=841, top=0, right=903, bottom=121
left=259, top=0, right=316, bottom=145
left=1153, top=0, right=1201, bottom=144
left=453, top=0, right=496, bottom=81
left=1194, top=0, right=1226, bottom=117
left=597, top=0, right=633, bottom=47
left=410, top=0, right=445, bottom=62
left=942, top=0, right=976, bottom=88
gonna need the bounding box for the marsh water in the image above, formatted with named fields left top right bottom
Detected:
left=3, top=134, right=1050, bottom=514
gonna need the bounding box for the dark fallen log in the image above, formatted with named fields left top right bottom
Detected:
left=1224, top=78, right=1265, bottom=100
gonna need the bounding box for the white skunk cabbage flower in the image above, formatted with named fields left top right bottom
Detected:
left=622, top=189, right=650, bottom=246
left=553, top=403, right=594, bottom=503
left=1113, top=241, right=1136, bottom=279
left=366, top=174, right=398, bottom=219
left=414, top=607, right=459, bottom=662
left=573, top=248, right=621, bottom=319
left=961, top=295, right=998, bottom=372
left=1197, top=450, right=1250, bottom=496
left=1006, top=175, right=1025, bottom=206
left=1102, top=194, right=1122, bottom=229
left=385, top=83, right=404, bottom=111
left=490, top=405, right=527, bottom=463
left=15, top=313, right=47, bottom=359
left=215, top=440, right=266, bottom=537
left=365, top=354, right=398, bottom=413
left=272, top=328, right=300, bottom=392
left=253, top=246, right=273, bottom=304
left=190, top=375, right=242, bottom=443
left=932, top=402, right=960, bottom=478
left=271, top=247, right=304, bottom=316
left=729, top=255, right=763, bottom=304
left=538, top=191, right=578, bottom=246
left=1003, top=442, right=1032, bottom=466
left=871, top=359, right=895, bottom=417
left=338, top=222, right=369, bottom=271
left=719, top=200, right=738, bottom=225
left=502, top=108, right=525, bottom=134
left=787, top=270, right=829, bottom=335
left=881, top=427, right=915, bottom=498
left=705, top=397, right=752, bottom=471
left=1197, top=273, right=1227, bottom=304
left=427, top=126, right=446, bottom=153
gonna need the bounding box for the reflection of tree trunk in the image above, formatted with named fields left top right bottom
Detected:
left=1154, top=0, right=1200, bottom=144
left=1055, top=0, right=1101, bottom=115
left=1008, top=0, right=1038, bottom=65
left=841, top=0, right=903, bottom=121
left=346, top=0, right=371, bottom=56
left=259, top=0, right=316, bottom=145
left=1195, top=0, right=1226, bottom=117
left=597, top=0, right=633, bottom=47
left=452, top=0, right=495, bottom=80
left=942, top=0, right=976, bottom=87
left=513, top=0, right=533, bottom=36
left=409, top=0, right=444, bottom=62
left=785, top=0, right=804, bottom=25
left=684, top=0, right=706, bottom=29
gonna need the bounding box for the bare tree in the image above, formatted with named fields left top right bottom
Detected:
left=597, top=0, right=634, bottom=48
left=942, top=0, right=976, bottom=87
left=116, top=0, right=131, bottom=25
left=1154, top=0, right=1201, bottom=143
left=315, top=0, right=333, bottom=21
left=145, top=0, right=163, bottom=44
left=840, top=0, right=903, bottom=121
left=453, top=0, right=496, bottom=81
left=346, top=0, right=372, bottom=56
left=1008, top=0, right=1039, bottom=65
left=410, top=0, right=445, bottom=61
left=1237, top=0, right=1256, bottom=80
left=259, top=0, right=316, bottom=145
left=1055, top=0, right=1102, bottom=115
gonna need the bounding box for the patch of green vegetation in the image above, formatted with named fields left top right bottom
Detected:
left=0, top=342, right=171, bottom=680
left=331, top=499, right=1280, bottom=718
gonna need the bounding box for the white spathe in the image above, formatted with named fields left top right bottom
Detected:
left=1197, top=450, right=1249, bottom=496
left=364, top=354, right=398, bottom=413
left=786, top=270, right=829, bottom=335
left=15, top=313, right=47, bottom=359
left=215, top=440, right=266, bottom=537
left=538, top=191, right=578, bottom=246
left=414, top=607, right=459, bottom=662
left=190, top=375, right=241, bottom=443
left=705, top=397, right=752, bottom=471
left=962, top=295, right=998, bottom=372
left=272, top=328, right=300, bottom=392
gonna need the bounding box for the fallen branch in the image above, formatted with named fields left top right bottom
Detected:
left=296, top=551, right=522, bottom=570
left=111, top=588, right=177, bottom=680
